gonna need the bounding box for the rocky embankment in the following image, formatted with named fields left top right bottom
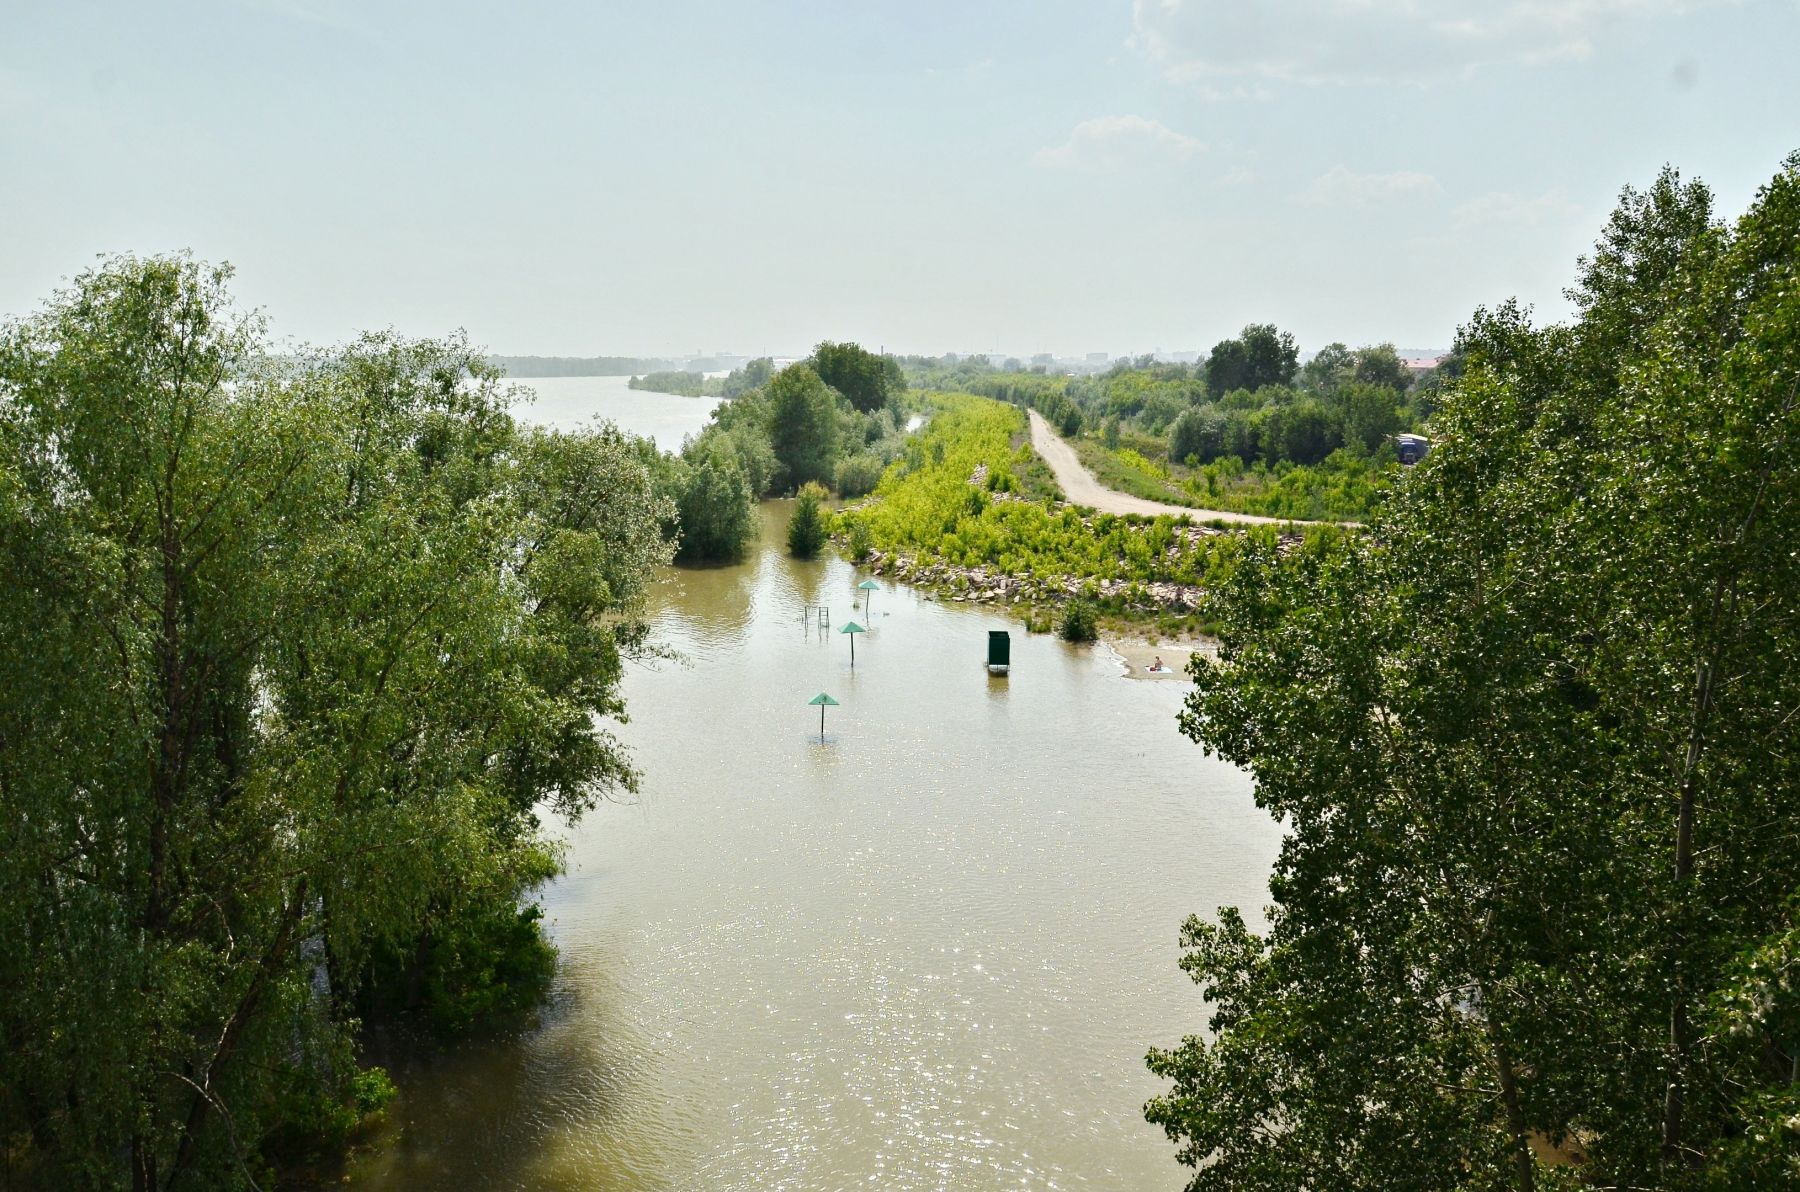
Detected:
left=851, top=516, right=1298, bottom=616
left=842, top=466, right=1304, bottom=617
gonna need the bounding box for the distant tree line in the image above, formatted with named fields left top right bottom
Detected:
left=629, top=358, right=777, bottom=400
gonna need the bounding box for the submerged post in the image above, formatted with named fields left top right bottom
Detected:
left=857, top=578, right=879, bottom=618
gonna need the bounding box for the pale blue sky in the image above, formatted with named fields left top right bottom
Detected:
left=4, top=1, right=1796, bottom=359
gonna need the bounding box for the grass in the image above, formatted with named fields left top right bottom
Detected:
left=1073, top=436, right=1388, bottom=522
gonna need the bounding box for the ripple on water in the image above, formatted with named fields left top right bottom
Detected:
left=344, top=503, right=1281, bottom=1191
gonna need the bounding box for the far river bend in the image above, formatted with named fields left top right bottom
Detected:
left=342, top=379, right=1284, bottom=1191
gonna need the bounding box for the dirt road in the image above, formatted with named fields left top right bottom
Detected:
left=1026, top=409, right=1301, bottom=526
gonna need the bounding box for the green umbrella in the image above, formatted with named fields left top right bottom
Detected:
left=808, top=691, right=839, bottom=742
left=839, top=620, right=866, bottom=667
left=857, top=578, right=879, bottom=617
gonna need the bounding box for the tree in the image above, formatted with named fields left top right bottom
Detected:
left=786, top=482, right=829, bottom=558
left=0, top=255, right=671, bottom=1188
left=676, top=455, right=757, bottom=562
left=766, top=364, right=840, bottom=489
left=812, top=341, right=894, bottom=413
left=1351, top=342, right=1411, bottom=392
left=722, top=356, right=774, bottom=398
left=1300, top=341, right=1354, bottom=393
left=1206, top=324, right=1298, bottom=398
left=1333, top=381, right=1403, bottom=454
left=1256, top=398, right=1340, bottom=465
left=1169, top=406, right=1227, bottom=465
left=1147, top=156, right=1800, bottom=1190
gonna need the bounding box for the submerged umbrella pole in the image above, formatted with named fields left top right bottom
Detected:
left=858, top=578, right=879, bottom=618
left=839, top=620, right=867, bottom=668
left=808, top=692, right=839, bottom=743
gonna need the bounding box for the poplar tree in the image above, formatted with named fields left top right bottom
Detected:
left=1150, top=157, right=1800, bottom=1189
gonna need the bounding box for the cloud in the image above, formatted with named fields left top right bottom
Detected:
left=1453, top=189, right=1584, bottom=228
left=1302, top=165, right=1442, bottom=208
left=1034, top=115, right=1203, bottom=172
left=1131, top=0, right=1724, bottom=85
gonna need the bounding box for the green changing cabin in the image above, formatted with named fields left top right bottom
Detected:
left=987, top=630, right=1010, bottom=675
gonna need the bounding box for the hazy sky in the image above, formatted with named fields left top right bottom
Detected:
left=4, top=1, right=1797, bottom=359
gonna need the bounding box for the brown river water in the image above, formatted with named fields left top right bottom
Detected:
left=341, top=385, right=1283, bottom=1191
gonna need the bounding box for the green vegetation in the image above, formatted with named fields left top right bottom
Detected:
left=812, top=340, right=904, bottom=413
left=901, top=331, right=1437, bottom=521
left=0, top=256, right=672, bottom=1188
left=672, top=454, right=757, bottom=563
left=628, top=369, right=709, bottom=396
left=786, top=482, right=829, bottom=558
left=628, top=357, right=776, bottom=399
left=1058, top=597, right=1098, bottom=642
left=1148, top=158, right=1800, bottom=1189
left=643, top=346, right=912, bottom=563
left=844, top=394, right=1261, bottom=589
left=1201, top=322, right=1297, bottom=398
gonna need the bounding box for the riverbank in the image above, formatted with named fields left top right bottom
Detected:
left=1105, top=636, right=1213, bottom=680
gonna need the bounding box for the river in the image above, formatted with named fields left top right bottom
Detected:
left=342, top=379, right=1283, bottom=1190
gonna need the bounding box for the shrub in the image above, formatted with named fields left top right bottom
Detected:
left=834, top=452, right=885, bottom=498
left=787, top=482, right=829, bottom=558
left=842, top=516, right=874, bottom=562
left=1059, top=598, right=1098, bottom=643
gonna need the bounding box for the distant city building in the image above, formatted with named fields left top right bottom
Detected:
left=1085, top=352, right=1108, bottom=365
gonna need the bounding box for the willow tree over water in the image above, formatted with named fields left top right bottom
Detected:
left=1150, top=157, right=1800, bottom=1188
left=0, top=255, right=671, bottom=1188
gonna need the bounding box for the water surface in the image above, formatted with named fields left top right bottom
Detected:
left=512, top=373, right=722, bottom=449
left=346, top=392, right=1282, bottom=1191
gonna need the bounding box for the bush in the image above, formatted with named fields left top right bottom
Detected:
left=787, top=482, right=829, bottom=558
left=1059, top=598, right=1098, bottom=643
left=842, top=516, right=874, bottom=561
left=834, top=452, right=885, bottom=498
left=1169, top=406, right=1227, bottom=465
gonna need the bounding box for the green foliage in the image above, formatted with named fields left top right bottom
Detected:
left=1149, top=155, right=1800, bottom=1189
left=767, top=363, right=841, bottom=489
left=1058, top=597, right=1098, bottom=642
left=841, top=515, right=874, bottom=562
left=721, top=356, right=774, bottom=398
left=674, top=455, right=757, bottom=563
left=856, top=394, right=1231, bottom=587
left=628, top=369, right=708, bottom=396
left=1331, top=380, right=1404, bottom=453
left=812, top=340, right=899, bottom=413
left=1169, top=406, right=1225, bottom=465
left=834, top=452, right=886, bottom=498
left=418, top=899, right=558, bottom=1036
left=0, top=255, right=672, bottom=1188
left=350, top=1068, right=397, bottom=1118
left=1205, top=324, right=1298, bottom=398
left=786, top=482, right=830, bottom=558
